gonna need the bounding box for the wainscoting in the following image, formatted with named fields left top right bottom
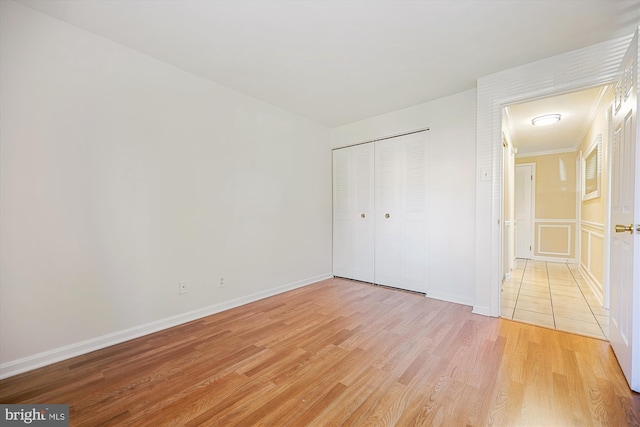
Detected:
left=579, top=220, right=605, bottom=303
left=533, top=219, right=576, bottom=263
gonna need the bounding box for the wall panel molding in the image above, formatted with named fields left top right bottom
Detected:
left=581, top=220, right=606, bottom=231
left=579, top=223, right=605, bottom=302
left=537, top=223, right=572, bottom=256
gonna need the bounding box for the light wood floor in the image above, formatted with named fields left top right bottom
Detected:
left=1, top=278, right=638, bottom=426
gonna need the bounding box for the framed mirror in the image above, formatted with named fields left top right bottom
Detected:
left=582, top=134, right=602, bottom=201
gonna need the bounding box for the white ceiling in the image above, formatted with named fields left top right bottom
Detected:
left=504, top=85, right=611, bottom=155
left=16, top=0, right=640, bottom=128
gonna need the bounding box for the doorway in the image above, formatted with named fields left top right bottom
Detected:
left=500, top=85, right=614, bottom=340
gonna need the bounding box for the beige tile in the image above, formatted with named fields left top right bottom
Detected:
left=551, top=290, right=586, bottom=301
left=513, top=309, right=555, bottom=329
left=501, top=305, right=515, bottom=319
left=521, top=280, right=550, bottom=291
left=594, top=313, right=609, bottom=326
left=502, top=285, right=519, bottom=293
left=552, top=306, right=597, bottom=323
left=547, top=268, right=571, bottom=275
left=508, top=262, right=614, bottom=340
left=502, top=295, right=518, bottom=306
left=523, top=272, right=548, bottom=280
left=502, top=288, right=520, bottom=297
left=502, top=282, right=521, bottom=291
left=518, top=287, right=550, bottom=299
left=552, top=299, right=591, bottom=313
left=581, top=288, right=601, bottom=299
left=501, top=297, right=516, bottom=309
left=548, top=280, right=578, bottom=289
left=581, top=291, right=600, bottom=302
left=547, top=270, right=574, bottom=277
left=555, top=317, right=605, bottom=340
left=585, top=302, right=608, bottom=316
left=516, top=295, right=553, bottom=315
left=550, top=287, right=584, bottom=299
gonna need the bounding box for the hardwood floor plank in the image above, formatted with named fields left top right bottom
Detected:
left=1, top=278, right=638, bottom=426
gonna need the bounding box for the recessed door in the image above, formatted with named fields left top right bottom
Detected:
left=515, top=164, right=534, bottom=259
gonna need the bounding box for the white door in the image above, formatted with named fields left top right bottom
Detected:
left=515, top=164, right=534, bottom=259
left=609, top=32, right=640, bottom=392
left=374, top=139, right=401, bottom=287
left=332, top=144, right=374, bottom=283
left=374, top=132, right=429, bottom=293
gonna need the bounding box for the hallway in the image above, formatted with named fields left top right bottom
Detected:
left=501, top=259, right=608, bottom=340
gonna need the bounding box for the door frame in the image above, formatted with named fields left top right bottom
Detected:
left=476, top=31, right=635, bottom=318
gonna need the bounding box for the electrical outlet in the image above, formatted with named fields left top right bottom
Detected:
left=219, top=277, right=225, bottom=287
left=178, top=281, right=188, bottom=295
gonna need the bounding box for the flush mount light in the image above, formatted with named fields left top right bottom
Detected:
left=532, top=114, right=561, bottom=126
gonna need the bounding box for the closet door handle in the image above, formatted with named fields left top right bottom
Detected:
left=385, top=213, right=390, bottom=219
left=361, top=213, right=366, bottom=219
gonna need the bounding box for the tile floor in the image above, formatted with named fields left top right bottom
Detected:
left=501, top=259, right=609, bottom=340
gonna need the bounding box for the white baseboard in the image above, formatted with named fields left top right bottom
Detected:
left=472, top=305, right=493, bottom=317
left=578, top=263, right=604, bottom=306
left=532, top=256, right=575, bottom=264
left=426, top=291, right=474, bottom=308
left=0, top=273, right=333, bottom=380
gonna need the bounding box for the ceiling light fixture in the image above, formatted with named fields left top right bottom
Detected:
left=532, top=114, right=561, bottom=126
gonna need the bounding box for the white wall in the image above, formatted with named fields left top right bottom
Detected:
left=0, top=1, right=332, bottom=376
left=331, top=89, right=477, bottom=305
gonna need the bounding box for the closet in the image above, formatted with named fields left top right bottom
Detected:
left=332, top=130, right=429, bottom=293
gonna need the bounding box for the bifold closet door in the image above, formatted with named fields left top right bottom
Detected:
left=332, top=143, right=374, bottom=282
left=374, top=132, right=428, bottom=292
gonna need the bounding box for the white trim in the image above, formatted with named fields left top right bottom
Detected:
left=537, top=224, right=572, bottom=256
left=573, top=85, right=614, bottom=151
left=532, top=256, right=575, bottom=263
left=535, top=218, right=578, bottom=223
left=516, top=147, right=578, bottom=158
left=426, top=291, right=474, bottom=307
left=581, top=220, right=606, bottom=231
left=602, top=104, right=614, bottom=309
left=579, top=226, right=605, bottom=303
left=0, top=273, right=333, bottom=380
left=582, top=133, right=603, bottom=201
left=472, top=305, right=492, bottom=316
left=580, top=264, right=605, bottom=306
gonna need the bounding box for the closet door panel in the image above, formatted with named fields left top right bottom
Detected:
left=352, top=146, right=374, bottom=282
left=332, top=144, right=374, bottom=282
left=374, top=133, right=428, bottom=292
left=374, top=139, right=402, bottom=287
left=400, top=134, right=429, bottom=292
left=332, top=148, right=352, bottom=278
